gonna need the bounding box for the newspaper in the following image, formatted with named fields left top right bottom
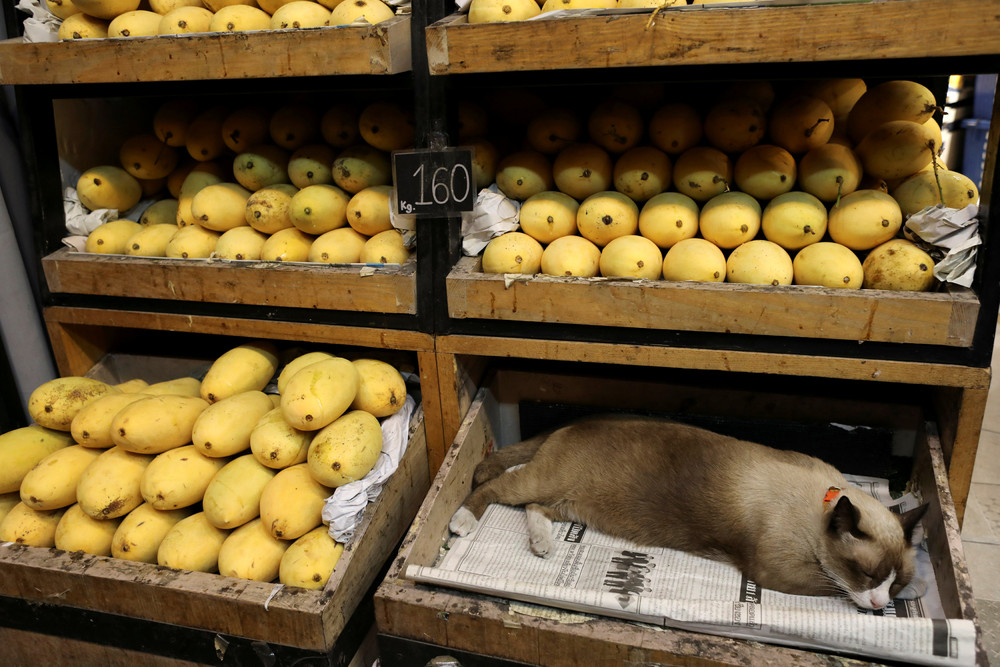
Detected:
left=406, top=474, right=977, bottom=666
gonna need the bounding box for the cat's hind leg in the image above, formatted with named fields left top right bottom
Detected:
left=450, top=465, right=549, bottom=537
left=526, top=502, right=575, bottom=558
left=472, top=431, right=550, bottom=487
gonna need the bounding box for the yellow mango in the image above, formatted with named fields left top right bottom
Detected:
left=671, top=146, right=731, bottom=202
left=351, top=358, right=407, bottom=418
left=141, top=445, right=229, bottom=509
left=250, top=408, right=315, bottom=469
left=112, top=503, right=193, bottom=563
left=233, top=144, right=290, bottom=192
left=576, top=191, right=639, bottom=247
left=307, top=410, right=382, bottom=487
left=0, top=425, right=73, bottom=493
left=855, top=120, right=937, bottom=181
left=551, top=142, right=610, bottom=201
left=190, top=183, right=253, bottom=232
left=124, top=222, right=178, bottom=257
left=332, top=145, right=392, bottom=194
left=661, top=238, right=726, bottom=283
left=218, top=518, right=291, bottom=581
left=261, top=227, right=315, bottom=262
left=767, top=95, right=834, bottom=154
left=698, top=191, right=761, bottom=250
left=72, top=0, right=139, bottom=19
left=345, top=185, right=393, bottom=236
left=827, top=189, right=903, bottom=251
left=726, top=240, right=793, bottom=286
left=276, top=351, right=336, bottom=395
left=20, top=445, right=104, bottom=510
left=259, top=463, right=331, bottom=540
left=526, top=107, right=583, bottom=155
left=209, top=5, right=271, bottom=32
left=200, top=341, right=279, bottom=404
left=221, top=107, right=271, bottom=154
left=496, top=150, right=553, bottom=201
left=281, top=357, right=360, bottom=431
left=329, top=0, right=393, bottom=24
left=308, top=227, right=368, bottom=264
left=481, top=232, right=543, bottom=275
left=703, top=97, right=766, bottom=154
left=320, top=103, right=360, bottom=148
left=587, top=100, right=643, bottom=154
left=289, top=184, right=351, bottom=236
left=153, top=98, right=199, bottom=148
left=733, top=144, right=796, bottom=201
left=118, top=132, right=178, bottom=179
left=761, top=191, right=828, bottom=252
left=279, top=526, right=344, bottom=589
left=111, top=394, right=210, bottom=454
left=540, top=236, right=601, bottom=278
left=192, top=390, right=275, bottom=457
left=202, top=454, right=277, bottom=529
left=246, top=184, right=299, bottom=234
left=58, top=13, right=109, bottom=39
left=0, top=502, right=66, bottom=547
left=648, top=102, right=702, bottom=155
left=165, top=223, right=219, bottom=258
left=29, top=376, right=119, bottom=432
left=54, top=503, right=121, bottom=556
left=85, top=219, right=143, bottom=254
left=214, top=226, right=269, bottom=261
left=360, top=229, right=409, bottom=264
left=77, top=165, right=142, bottom=212
left=185, top=106, right=229, bottom=162
left=797, top=143, right=863, bottom=204
left=176, top=169, right=223, bottom=227
left=46, top=0, right=82, bottom=20
left=114, top=378, right=149, bottom=393
left=468, top=0, right=538, bottom=22
left=891, top=169, right=979, bottom=217
left=598, top=235, right=663, bottom=280
left=143, top=376, right=202, bottom=397
left=862, top=238, right=936, bottom=291
left=847, top=80, right=937, bottom=144
left=269, top=104, right=321, bottom=151
left=76, top=446, right=155, bottom=519
left=612, top=146, right=672, bottom=203
left=518, top=191, right=579, bottom=245
left=288, top=144, right=336, bottom=189
left=637, top=192, right=699, bottom=250
left=358, top=101, right=414, bottom=152
left=0, top=492, right=20, bottom=524
left=158, top=512, right=230, bottom=573
left=792, top=242, right=864, bottom=289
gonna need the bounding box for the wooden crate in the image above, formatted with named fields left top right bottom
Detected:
left=0, top=349, right=432, bottom=663
left=447, top=255, right=980, bottom=347
left=0, top=16, right=411, bottom=84
left=426, top=0, right=1000, bottom=75
left=43, top=249, right=418, bottom=314
left=375, top=366, right=986, bottom=666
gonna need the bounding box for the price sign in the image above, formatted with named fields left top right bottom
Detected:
left=393, top=148, right=476, bottom=217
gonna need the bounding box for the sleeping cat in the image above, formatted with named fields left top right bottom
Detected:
left=449, top=413, right=928, bottom=610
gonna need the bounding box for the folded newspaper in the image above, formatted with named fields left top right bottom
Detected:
left=406, top=474, right=977, bottom=666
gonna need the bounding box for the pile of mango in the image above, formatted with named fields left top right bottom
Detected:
left=474, top=78, right=978, bottom=291
left=468, top=0, right=757, bottom=23
left=53, top=0, right=397, bottom=41
left=0, top=340, right=409, bottom=590
left=78, top=98, right=411, bottom=265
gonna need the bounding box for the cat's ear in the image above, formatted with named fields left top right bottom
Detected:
left=898, top=504, right=928, bottom=543
left=828, top=495, right=864, bottom=539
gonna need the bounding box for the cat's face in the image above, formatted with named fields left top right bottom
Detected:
left=821, top=495, right=926, bottom=610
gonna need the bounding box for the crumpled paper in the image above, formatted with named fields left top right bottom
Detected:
left=462, top=184, right=521, bottom=256
left=903, top=204, right=980, bottom=288
left=322, top=392, right=418, bottom=543
left=16, top=0, right=59, bottom=43
left=389, top=189, right=417, bottom=249
left=63, top=186, right=155, bottom=250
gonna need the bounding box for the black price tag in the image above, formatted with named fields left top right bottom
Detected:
left=393, top=148, right=476, bottom=217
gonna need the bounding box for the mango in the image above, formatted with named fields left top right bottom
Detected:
left=891, top=169, right=979, bottom=217
left=518, top=191, right=579, bottom=244
left=540, top=235, right=601, bottom=278
left=54, top=503, right=121, bottom=556
left=351, top=358, right=407, bottom=418
left=269, top=104, right=321, bottom=151
left=358, top=101, right=415, bottom=152
left=58, top=13, right=109, bottom=39
left=71, top=0, right=138, bottom=20
left=276, top=351, right=336, bottom=394
left=848, top=80, right=937, bottom=144
left=576, top=190, right=639, bottom=247
left=70, top=392, right=148, bottom=449
left=76, top=446, right=155, bottom=519
left=246, top=184, right=299, bottom=234
left=792, top=242, right=864, bottom=289
left=125, top=223, right=178, bottom=257
left=279, top=526, right=344, bottom=589
left=153, top=98, right=199, bottom=147
left=259, top=463, right=331, bottom=540
left=20, top=445, right=103, bottom=510
left=112, top=503, right=192, bottom=563
left=671, top=146, right=731, bottom=202
left=698, top=191, right=761, bottom=250
left=637, top=192, right=699, bottom=250
left=0, top=425, right=73, bottom=493
left=827, top=189, right=903, bottom=251
left=0, top=493, right=20, bottom=524
left=855, top=120, right=937, bottom=181
left=761, top=191, right=827, bottom=251
left=703, top=97, right=766, bottom=154
left=308, top=227, right=368, bottom=264
left=308, top=410, right=382, bottom=487
left=360, top=229, right=409, bottom=264
left=143, top=376, right=202, bottom=397
left=215, top=226, right=269, bottom=261
left=202, top=454, right=277, bottom=529
left=726, top=240, right=793, bottom=286
left=262, top=227, right=315, bottom=262
left=250, top=407, right=314, bottom=469
left=270, top=0, right=331, bottom=29
left=218, top=518, right=291, bottom=581
left=192, top=390, right=275, bottom=457
left=0, top=502, right=66, bottom=547
left=661, top=237, right=726, bottom=283
left=320, top=103, right=360, bottom=148
left=191, top=183, right=253, bottom=232
left=111, top=395, right=210, bottom=454
left=612, top=146, right=671, bottom=203
left=176, top=169, right=223, bottom=227
left=119, top=133, right=178, bottom=179
left=290, top=184, right=351, bottom=235
left=165, top=223, right=220, bottom=258
left=496, top=151, right=554, bottom=201
left=233, top=145, right=290, bottom=192
left=481, top=232, right=543, bottom=275
left=345, top=185, right=393, bottom=236
left=29, top=377, right=119, bottom=432
left=797, top=143, right=863, bottom=203
left=157, top=511, right=230, bottom=572
left=139, top=198, right=180, bottom=227
left=221, top=107, right=271, bottom=154
left=77, top=166, right=142, bottom=212
left=288, top=144, right=336, bottom=189
left=330, top=0, right=393, bottom=23
left=184, top=106, right=230, bottom=162
left=85, top=219, right=143, bottom=254
left=552, top=143, right=612, bottom=201
left=862, top=238, right=936, bottom=291
left=209, top=5, right=271, bottom=31
left=649, top=102, right=702, bottom=155
left=45, top=0, right=82, bottom=20
left=599, top=235, right=662, bottom=280
left=733, top=144, right=796, bottom=201
left=332, top=145, right=392, bottom=194
left=201, top=341, right=279, bottom=404
left=768, top=95, right=834, bottom=154
left=469, top=138, right=499, bottom=189
left=526, top=108, right=582, bottom=154
left=141, top=445, right=229, bottom=509
left=587, top=100, right=642, bottom=154
left=281, top=357, right=359, bottom=431
left=467, top=0, right=539, bottom=22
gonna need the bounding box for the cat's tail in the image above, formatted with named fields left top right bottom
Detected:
left=472, top=430, right=551, bottom=487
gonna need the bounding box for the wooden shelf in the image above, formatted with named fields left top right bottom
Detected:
left=426, top=0, right=1000, bottom=75
left=0, top=16, right=411, bottom=84
left=42, top=248, right=418, bottom=314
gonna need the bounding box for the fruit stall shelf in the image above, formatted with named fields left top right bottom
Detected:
left=0, top=15, right=412, bottom=84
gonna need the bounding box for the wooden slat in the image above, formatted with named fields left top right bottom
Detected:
left=43, top=249, right=417, bottom=315
left=0, top=17, right=411, bottom=84
left=43, top=307, right=436, bottom=353
left=933, top=385, right=991, bottom=527
left=2, top=627, right=201, bottom=667
left=427, top=0, right=1000, bottom=74
left=447, top=256, right=979, bottom=347
left=436, top=335, right=992, bottom=389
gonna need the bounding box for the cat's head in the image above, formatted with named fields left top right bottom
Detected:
left=820, top=494, right=928, bottom=610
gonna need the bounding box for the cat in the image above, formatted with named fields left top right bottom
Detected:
left=449, top=413, right=928, bottom=610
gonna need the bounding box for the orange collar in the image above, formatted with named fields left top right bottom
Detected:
left=823, top=486, right=842, bottom=505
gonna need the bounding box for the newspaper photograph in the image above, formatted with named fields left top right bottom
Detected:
left=406, top=475, right=977, bottom=666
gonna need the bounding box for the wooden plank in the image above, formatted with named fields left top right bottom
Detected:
left=447, top=256, right=979, bottom=347
left=43, top=249, right=417, bottom=315
left=436, top=334, right=992, bottom=389
left=2, top=627, right=203, bottom=667
left=933, top=385, right=991, bottom=526
left=426, top=0, right=1000, bottom=74
left=0, top=16, right=411, bottom=84
left=43, top=306, right=436, bottom=353
left=45, top=320, right=118, bottom=377
left=436, top=353, right=490, bottom=452
left=415, top=350, right=446, bottom=475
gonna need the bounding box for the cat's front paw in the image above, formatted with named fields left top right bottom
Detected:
left=896, top=576, right=927, bottom=600
left=450, top=506, right=479, bottom=536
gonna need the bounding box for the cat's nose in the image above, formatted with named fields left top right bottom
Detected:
left=870, top=593, right=889, bottom=609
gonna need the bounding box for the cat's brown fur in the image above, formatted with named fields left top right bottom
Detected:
left=449, top=414, right=927, bottom=610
